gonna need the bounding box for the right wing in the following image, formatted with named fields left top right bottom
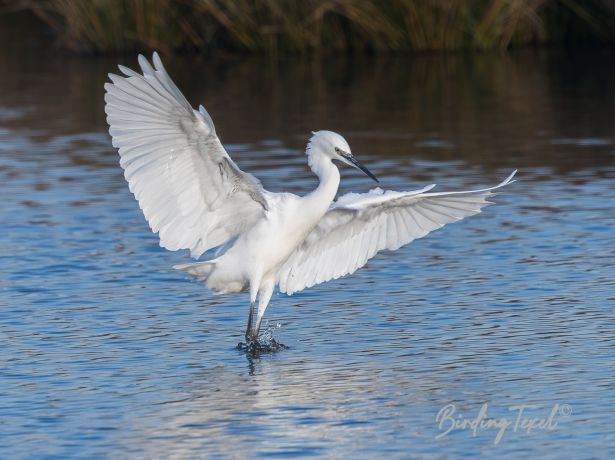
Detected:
left=277, top=171, right=516, bottom=295
left=105, top=53, right=268, bottom=258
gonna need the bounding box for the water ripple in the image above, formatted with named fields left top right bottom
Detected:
left=1, top=49, right=615, bottom=459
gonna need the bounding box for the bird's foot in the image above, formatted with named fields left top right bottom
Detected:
left=237, top=331, right=286, bottom=355
left=236, top=339, right=287, bottom=356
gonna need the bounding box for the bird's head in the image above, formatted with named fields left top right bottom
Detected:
left=307, top=130, right=378, bottom=183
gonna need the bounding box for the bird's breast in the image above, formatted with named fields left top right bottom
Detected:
left=219, top=195, right=326, bottom=282
left=254, top=201, right=322, bottom=267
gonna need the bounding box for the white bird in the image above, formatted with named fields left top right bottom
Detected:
left=104, top=53, right=516, bottom=344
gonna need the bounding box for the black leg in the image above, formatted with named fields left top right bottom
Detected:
left=253, top=316, right=263, bottom=341
left=245, top=302, right=254, bottom=342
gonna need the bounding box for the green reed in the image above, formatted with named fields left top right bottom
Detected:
left=15, top=0, right=615, bottom=54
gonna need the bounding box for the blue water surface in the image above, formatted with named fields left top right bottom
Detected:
left=1, top=25, right=614, bottom=459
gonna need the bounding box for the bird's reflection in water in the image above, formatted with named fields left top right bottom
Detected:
left=116, top=353, right=441, bottom=459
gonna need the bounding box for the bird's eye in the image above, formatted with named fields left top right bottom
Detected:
left=334, top=147, right=340, bottom=153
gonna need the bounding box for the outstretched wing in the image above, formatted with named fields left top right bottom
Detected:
left=105, top=53, right=268, bottom=258
left=277, top=171, right=516, bottom=294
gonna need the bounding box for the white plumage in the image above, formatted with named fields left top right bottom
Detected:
left=105, top=53, right=516, bottom=344
left=278, top=171, right=515, bottom=295
left=106, top=54, right=267, bottom=259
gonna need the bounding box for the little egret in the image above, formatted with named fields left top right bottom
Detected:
left=104, top=53, right=516, bottom=344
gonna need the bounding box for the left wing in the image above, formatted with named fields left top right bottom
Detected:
left=277, top=171, right=517, bottom=295
left=105, top=53, right=269, bottom=258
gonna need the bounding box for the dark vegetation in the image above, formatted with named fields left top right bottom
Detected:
left=6, top=0, right=615, bottom=55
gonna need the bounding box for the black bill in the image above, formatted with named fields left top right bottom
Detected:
left=344, top=153, right=379, bottom=183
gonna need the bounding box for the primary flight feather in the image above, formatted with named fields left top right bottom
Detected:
left=104, top=53, right=516, bottom=344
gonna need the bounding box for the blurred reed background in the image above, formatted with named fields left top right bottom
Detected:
left=5, top=0, right=615, bottom=55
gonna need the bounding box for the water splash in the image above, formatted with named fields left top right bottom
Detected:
left=236, top=321, right=287, bottom=354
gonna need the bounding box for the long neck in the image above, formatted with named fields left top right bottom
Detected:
left=304, top=150, right=340, bottom=216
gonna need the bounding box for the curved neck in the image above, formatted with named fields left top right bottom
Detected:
left=304, top=150, right=340, bottom=214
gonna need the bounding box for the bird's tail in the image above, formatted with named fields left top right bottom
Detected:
left=173, top=260, right=216, bottom=280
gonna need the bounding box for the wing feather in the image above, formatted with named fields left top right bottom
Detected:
left=277, top=171, right=516, bottom=294
left=105, top=52, right=268, bottom=258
